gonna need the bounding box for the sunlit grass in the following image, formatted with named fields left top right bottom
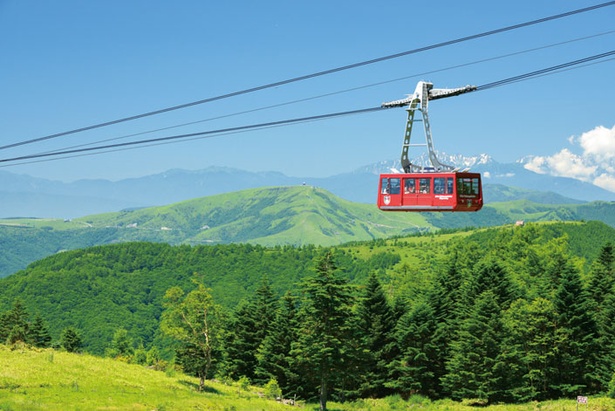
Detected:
left=2, top=345, right=614, bottom=411
left=0, top=345, right=291, bottom=410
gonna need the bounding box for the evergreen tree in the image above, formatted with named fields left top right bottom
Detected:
left=587, top=242, right=615, bottom=388
left=225, top=277, right=278, bottom=382
left=588, top=242, right=614, bottom=308
left=290, top=251, right=355, bottom=411
left=60, top=326, right=83, bottom=353
left=255, top=291, right=300, bottom=398
left=442, top=291, right=508, bottom=403
left=502, top=298, right=559, bottom=401
left=29, top=315, right=52, bottom=348
left=552, top=259, right=600, bottom=395
left=424, top=252, right=466, bottom=398
left=387, top=301, right=438, bottom=398
left=0, top=300, right=30, bottom=344
left=353, top=272, right=397, bottom=399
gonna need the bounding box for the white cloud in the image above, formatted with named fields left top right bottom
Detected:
left=578, top=125, right=615, bottom=162
left=594, top=173, right=615, bottom=192
left=523, top=125, right=615, bottom=192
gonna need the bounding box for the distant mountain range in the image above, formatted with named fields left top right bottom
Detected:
left=1, top=155, right=614, bottom=218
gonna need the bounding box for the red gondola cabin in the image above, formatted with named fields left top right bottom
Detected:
left=377, top=171, right=482, bottom=212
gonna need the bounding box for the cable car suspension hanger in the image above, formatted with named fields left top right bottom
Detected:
left=381, top=81, right=476, bottom=172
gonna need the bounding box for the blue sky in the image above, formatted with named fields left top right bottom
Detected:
left=1, top=1, right=614, bottom=191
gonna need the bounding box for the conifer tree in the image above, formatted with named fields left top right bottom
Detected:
left=587, top=242, right=615, bottom=388
left=29, top=315, right=52, bottom=348
left=442, top=290, right=508, bottom=403
left=290, top=251, right=355, bottom=411
left=353, top=272, right=397, bottom=399
left=255, top=291, right=300, bottom=398
left=225, top=277, right=277, bottom=382
left=0, top=300, right=30, bottom=344
left=387, top=301, right=438, bottom=398
left=502, top=297, right=559, bottom=401
left=552, top=259, right=600, bottom=395
left=60, top=326, right=83, bottom=353
left=106, top=328, right=134, bottom=359
left=424, top=253, right=466, bottom=398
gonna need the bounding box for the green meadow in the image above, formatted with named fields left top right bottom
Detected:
left=2, top=345, right=614, bottom=411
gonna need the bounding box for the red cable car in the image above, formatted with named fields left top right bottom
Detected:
left=377, top=81, right=483, bottom=212
left=377, top=171, right=482, bottom=212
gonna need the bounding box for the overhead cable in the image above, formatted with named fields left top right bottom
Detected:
left=1, top=49, right=614, bottom=167
left=1, top=1, right=613, bottom=152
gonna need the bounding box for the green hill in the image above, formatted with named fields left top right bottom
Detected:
left=1, top=185, right=614, bottom=278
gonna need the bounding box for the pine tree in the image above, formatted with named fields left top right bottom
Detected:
left=60, top=327, right=83, bottom=353
left=0, top=300, right=30, bottom=344
left=225, top=277, right=278, bottom=382
left=424, top=253, right=466, bottom=398
left=106, top=328, right=134, bottom=359
left=552, top=259, right=600, bottom=395
left=28, top=315, right=52, bottom=348
left=587, top=242, right=615, bottom=389
left=290, top=251, right=355, bottom=411
left=255, top=291, right=300, bottom=398
left=442, top=291, right=508, bottom=403
left=502, top=298, right=559, bottom=401
left=387, top=301, right=438, bottom=398
left=353, top=272, right=397, bottom=399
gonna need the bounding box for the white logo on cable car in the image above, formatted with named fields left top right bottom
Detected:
left=384, top=195, right=391, bottom=205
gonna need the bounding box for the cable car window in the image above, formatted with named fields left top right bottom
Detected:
left=404, top=179, right=416, bottom=194
left=434, top=178, right=445, bottom=194
left=419, top=178, right=431, bottom=194
left=389, top=178, right=401, bottom=194
left=381, top=178, right=390, bottom=194
left=458, top=177, right=480, bottom=196
left=381, top=177, right=401, bottom=194
left=471, top=177, right=480, bottom=195
left=446, top=177, right=454, bottom=194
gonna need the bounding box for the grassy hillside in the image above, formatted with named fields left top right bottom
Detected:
left=2, top=185, right=614, bottom=278
left=1, top=346, right=614, bottom=411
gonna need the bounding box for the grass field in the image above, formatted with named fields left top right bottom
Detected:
left=1, top=345, right=614, bottom=411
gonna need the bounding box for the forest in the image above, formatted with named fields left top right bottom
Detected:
left=1, top=221, right=615, bottom=409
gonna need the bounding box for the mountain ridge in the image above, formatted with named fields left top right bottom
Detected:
left=2, top=156, right=614, bottom=218
left=1, top=184, right=615, bottom=278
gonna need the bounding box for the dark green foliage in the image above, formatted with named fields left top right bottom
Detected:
left=442, top=291, right=508, bottom=403
left=387, top=301, right=438, bottom=398
left=290, top=251, right=356, bottom=411
left=255, top=291, right=300, bottom=398
left=224, top=278, right=278, bottom=383
left=551, top=258, right=600, bottom=395
left=60, top=326, right=83, bottom=353
left=353, top=272, right=397, bottom=399
left=0, top=300, right=52, bottom=348
left=502, top=298, right=559, bottom=401
left=105, top=328, right=134, bottom=359
left=29, top=315, right=52, bottom=348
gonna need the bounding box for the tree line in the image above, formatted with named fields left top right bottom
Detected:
left=1, top=222, right=615, bottom=410
left=157, top=236, right=615, bottom=409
